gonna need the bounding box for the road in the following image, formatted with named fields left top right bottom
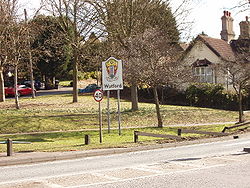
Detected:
left=36, top=87, right=73, bottom=96
left=0, top=134, right=249, bottom=188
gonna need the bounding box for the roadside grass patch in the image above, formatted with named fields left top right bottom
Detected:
left=0, top=94, right=240, bottom=134
left=0, top=124, right=236, bottom=152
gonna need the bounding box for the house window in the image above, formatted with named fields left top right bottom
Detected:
left=194, top=67, right=214, bottom=83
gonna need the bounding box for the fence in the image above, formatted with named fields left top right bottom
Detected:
left=134, top=131, right=182, bottom=143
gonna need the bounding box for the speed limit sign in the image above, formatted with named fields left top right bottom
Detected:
left=93, top=89, right=103, bottom=102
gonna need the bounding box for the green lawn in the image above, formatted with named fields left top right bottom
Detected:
left=0, top=94, right=239, bottom=134
left=59, top=80, right=72, bottom=87
left=0, top=93, right=246, bottom=152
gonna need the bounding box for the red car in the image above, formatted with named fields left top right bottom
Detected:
left=5, top=85, right=36, bottom=97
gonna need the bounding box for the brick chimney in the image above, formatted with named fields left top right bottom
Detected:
left=239, top=16, right=250, bottom=39
left=220, top=11, right=235, bottom=42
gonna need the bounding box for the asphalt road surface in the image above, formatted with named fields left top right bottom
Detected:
left=0, top=134, right=250, bottom=188
left=36, top=87, right=73, bottom=96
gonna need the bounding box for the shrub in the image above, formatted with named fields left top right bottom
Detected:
left=119, top=84, right=250, bottom=111
left=185, top=83, right=249, bottom=110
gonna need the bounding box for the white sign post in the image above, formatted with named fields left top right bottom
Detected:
left=93, top=89, right=103, bottom=143
left=102, top=57, right=123, bottom=135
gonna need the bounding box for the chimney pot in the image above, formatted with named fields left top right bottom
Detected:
left=221, top=11, right=235, bottom=42
left=246, top=16, right=249, bottom=22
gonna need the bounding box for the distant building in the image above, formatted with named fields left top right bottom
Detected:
left=182, top=11, right=249, bottom=89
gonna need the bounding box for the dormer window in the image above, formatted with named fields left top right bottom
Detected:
left=192, top=59, right=214, bottom=83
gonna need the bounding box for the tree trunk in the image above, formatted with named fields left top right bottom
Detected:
left=14, top=65, right=20, bottom=109
left=153, top=87, right=163, bottom=128
left=72, top=48, right=78, bottom=103
left=161, top=86, right=164, bottom=104
left=25, top=9, right=35, bottom=99
left=0, top=66, right=5, bottom=102
left=131, top=83, right=138, bottom=111
left=29, top=51, right=35, bottom=98
left=238, top=86, right=244, bottom=123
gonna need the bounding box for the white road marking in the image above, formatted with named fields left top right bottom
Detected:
left=0, top=162, right=226, bottom=187
left=0, top=166, right=131, bottom=186
left=131, top=166, right=165, bottom=174
left=90, top=172, right=121, bottom=181
left=225, top=140, right=250, bottom=146
left=169, top=161, right=203, bottom=168
left=67, top=164, right=227, bottom=188
left=43, top=181, right=64, bottom=188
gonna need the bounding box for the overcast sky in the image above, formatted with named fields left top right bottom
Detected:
left=21, top=0, right=249, bottom=41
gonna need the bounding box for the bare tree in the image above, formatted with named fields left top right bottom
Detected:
left=80, top=33, right=110, bottom=86
left=7, top=23, right=29, bottom=109
left=123, top=28, right=190, bottom=127
left=43, top=0, right=102, bottom=102
left=24, top=9, right=36, bottom=98
left=94, top=0, right=192, bottom=111
left=221, top=39, right=250, bottom=123
left=0, top=0, right=19, bottom=102
left=231, top=0, right=250, bottom=13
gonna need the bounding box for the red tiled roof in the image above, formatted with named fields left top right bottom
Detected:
left=198, top=35, right=235, bottom=61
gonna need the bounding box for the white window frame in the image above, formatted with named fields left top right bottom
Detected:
left=194, top=67, right=214, bottom=83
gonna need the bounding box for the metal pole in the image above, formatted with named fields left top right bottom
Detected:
left=107, top=90, right=111, bottom=133
left=99, top=101, right=103, bottom=143
left=117, top=90, right=121, bottom=135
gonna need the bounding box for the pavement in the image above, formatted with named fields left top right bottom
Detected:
left=1, top=130, right=250, bottom=167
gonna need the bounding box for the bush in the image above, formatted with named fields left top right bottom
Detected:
left=67, top=71, right=98, bottom=80
left=120, top=84, right=250, bottom=111
left=185, top=83, right=249, bottom=110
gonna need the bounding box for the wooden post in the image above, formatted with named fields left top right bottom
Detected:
left=222, top=127, right=228, bottom=133
left=7, top=139, right=13, bottom=156
left=85, top=135, right=90, bottom=145
left=134, top=131, right=139, bottom=143
left=178, top=129, right=182, bottom=136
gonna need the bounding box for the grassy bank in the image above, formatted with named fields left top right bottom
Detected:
left=0, top=124, right=236, bottom=152
left=0, top=94, right=240, bottom=134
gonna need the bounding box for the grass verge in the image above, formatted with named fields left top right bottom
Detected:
left=0, top=124, right=243, bottom=152
left=0, top=94, right=241, bottom=134
left=0, top=93, right=248, bottom=152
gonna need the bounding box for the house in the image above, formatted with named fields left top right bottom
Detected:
left=183, top=11, right=250, bottom=88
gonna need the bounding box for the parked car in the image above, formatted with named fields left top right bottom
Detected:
left=5, top=85, right=36, bottom=97
left=21, top=80, right=43, bottom=90
left=78, top=84, right=100, bottom=93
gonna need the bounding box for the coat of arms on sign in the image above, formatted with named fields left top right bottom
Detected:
left=106, top=59, right=119, bottom=82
